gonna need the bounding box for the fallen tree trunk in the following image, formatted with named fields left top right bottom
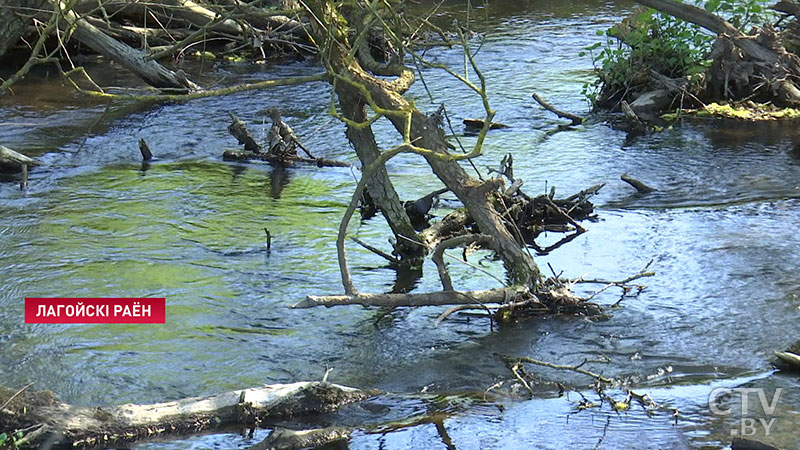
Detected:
left=83, top=16, right=193, bottom=48
left=294, top=286, right=525, bottom=308
left=0, top=382, right=372, bottom=448
left=338, top=88, right=424, bottom=262
left=55, top=0, right=199, bottom=91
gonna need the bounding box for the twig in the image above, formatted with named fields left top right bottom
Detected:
left=350, top=236, right=400, bottom=265
left=509, top=362, right=534, bottom=397
left=0, top=382, right=35, bottom=411
left=542, top=196, right=586, bottom=233
left=507, top=356, right=614, bottom=385
left=577, top=260, right=655, bottom=302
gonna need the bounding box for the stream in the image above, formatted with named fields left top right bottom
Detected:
left=1, top=0, right=799, bottom=448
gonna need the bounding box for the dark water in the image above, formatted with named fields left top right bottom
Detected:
left=1, top=0, right=799, bottom=449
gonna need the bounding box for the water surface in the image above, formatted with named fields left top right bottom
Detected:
left=1, top=0, right=799, bottom=448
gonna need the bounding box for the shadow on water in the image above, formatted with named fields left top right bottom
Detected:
left=1, top=0, right=799, bottom=449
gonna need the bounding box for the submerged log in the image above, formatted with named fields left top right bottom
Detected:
left=0, top=382, right=372, bottom=448
left=621, top=174, right=657, bottom=193
left=225, top=114, right=350, bottom=167
left=463, top=118, right=510, bottom=130
left=248, top=426, right=352, bottom=450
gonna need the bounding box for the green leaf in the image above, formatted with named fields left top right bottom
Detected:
left=0, top=433, right=7, bottom=445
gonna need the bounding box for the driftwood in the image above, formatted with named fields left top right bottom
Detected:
left=0, top=144, right=41, bottom=189
left=462, top=118, right=510, bottom=130
left=225, top=113, right=350, bottom=167
left=775, top=350, right=800, bottom=370
left=0, top=382, right=371, bottom=448
left=294, top=286, right=525, bottom=309
left=621, top=173, right=657, bottom=193
left=532, top=93, right=583, bottom=125
left=0, top=145, right=42, bottom=171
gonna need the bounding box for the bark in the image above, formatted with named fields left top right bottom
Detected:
left=0, top=0, right=47, bottom=57
left=0, top=382, right=371, bottom=448
left=419, top=208, right=472, bottom=249
left=55, top=0, right=199, bottom=91
left=338, top=90, right=423, bottom=261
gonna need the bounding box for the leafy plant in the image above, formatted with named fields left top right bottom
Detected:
left=582, top=8, right=711, bottom=106
left=0, top=431, right=27, bottom=449
left=582, top=0, right=777, bottom=107
left=699, top=0, right=775, bottom=29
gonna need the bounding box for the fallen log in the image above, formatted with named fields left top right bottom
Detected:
left=0, top=145, right=42, bottom=171
left=0, top=382, right=372, bottom=448
left=222, top=149, right=351, bottom=167
left=621, top=173, right=657, bottom=193
left=96, top=0, right=246, bottom=36
left=84, top=16, right=193, bottom=48
left=775, top=351, right=800, bottom=371
left=293, top=286, right=525, bottom=308
left=56, top=0, right=199, bottom=91
left=462, top=118, right=510, bottom=130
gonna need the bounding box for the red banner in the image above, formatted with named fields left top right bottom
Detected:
left=24, top=298, right=166, bottom=324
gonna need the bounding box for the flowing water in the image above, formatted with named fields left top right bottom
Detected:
left=1, top=0, right=799, bottom=448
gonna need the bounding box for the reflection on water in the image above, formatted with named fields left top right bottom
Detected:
left=1, top=0, right=799, bottom=448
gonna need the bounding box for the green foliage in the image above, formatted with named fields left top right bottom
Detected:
left=582, top=9, right=711, bottom=106
left=700, top=0, right=774, bottom=29
left=0, top=430, right=27, bottom=449
left=582, top=0, right=776, bottom=106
